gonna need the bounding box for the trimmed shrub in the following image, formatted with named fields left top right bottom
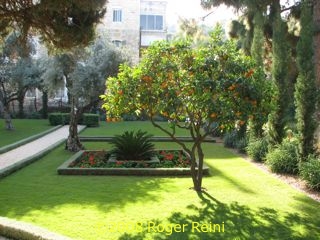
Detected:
left=62, top=113, right=70, bottom=124
left=83, top=113, right=99, bottom=127
left=246, top=137, right=269, bottom=162
left=300, top=155, right=320, bottom=190
left=26, top=112, right=42, bottom=119
left=48, top=113, right=64, bottom=126
left=48, top=113, right=70, bottom=125
left=265, top=139, right=299, bottom=174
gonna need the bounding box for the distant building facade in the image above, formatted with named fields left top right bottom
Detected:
left=104, top=0, right=167, bottom=63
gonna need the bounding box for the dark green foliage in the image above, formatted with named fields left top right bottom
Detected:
left=26, top=112, right=42, bottom=119
left=223, top=131, right=238, bottom=148
left=83, top=114, right=99, bottom=127
left=41, top=91, right=48, bottom=119
left=246, top=137, right=269, bottom=162
left=294, top=1, right=317, bottom=161
left=235, top=137, right=248, bottom=154
left=48, top=113, right=64, bottom=126
left=48, top=113, right=70, bottom=126
left=223, top=131, right=248, bottom=153
left=265, top=139, right=299, bottom=174
left=268, top=2, right=290, bottom=145
left=0, top=0, right=107, bottom=50
left=300, top=155, right=320, bottom=190
left=110, top=130, right=155, bottom=160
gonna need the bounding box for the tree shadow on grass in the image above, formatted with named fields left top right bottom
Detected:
left=0, top=145, right=179, bottom=218
left=118, top=192, right=319, bottom=240
left=205, top=164, right=256, bottom=195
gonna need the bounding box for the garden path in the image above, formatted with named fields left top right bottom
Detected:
left=0, top=125, right=85, bottom=176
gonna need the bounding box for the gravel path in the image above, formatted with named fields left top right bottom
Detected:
left=0, top=125, right=85, bottom=173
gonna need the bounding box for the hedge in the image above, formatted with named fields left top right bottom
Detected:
left=83, top=114, right=99, bottom=127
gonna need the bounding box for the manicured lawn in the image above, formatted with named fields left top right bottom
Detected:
left=80, top=121, right=190, bottom=137
left=0, top=119, right=52, bottom=148
left=0, top=122, right=319, bottom=240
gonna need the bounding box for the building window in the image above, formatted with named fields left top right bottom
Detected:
left=113, top=9, right=122, bottom=22
left=112, top=40, right=125, bottom=47
left=140, top=15, right=163, bottom=30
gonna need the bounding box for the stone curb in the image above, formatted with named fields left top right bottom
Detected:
left=0, top=217, right=72, bottom=240
left=79, top=136, right=216, bottom=142
left=0, top=139, right=65, bottom=179
left=0, top=125, right=63, bottom=154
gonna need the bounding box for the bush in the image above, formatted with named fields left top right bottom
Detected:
left=48, top=113, right=64, bottom=125
left=223, top=131, right=238, bottom=148
left=236, top=137, right=248, bottom=154
left=26, top=112, right=42, bottom=119
left=62, top=113, right=70, bottom=124
left=265, top=139, right=299, bottom=174
left=48, top=113, right=70, bottom=125
left=83, top=114, right=99, bottom=127
left=246, top=137, right=269, bottom=162
left=110, top=130, right=155, bottom=160
left=300, top=155, right=320, bottom=190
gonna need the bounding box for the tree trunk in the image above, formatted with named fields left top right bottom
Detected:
left=17, top=91, right=25, bottom=118
left=66, top=97, right=83, bottom=152
left=42, top=91, right=48, bottom=119
left=2, top=104, right=14, bottom=130
left=190, top=144, right=205, bottom=192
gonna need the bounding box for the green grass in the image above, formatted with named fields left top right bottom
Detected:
left=0, top=122, right=319, bottom=240
left=0, top=119, right=53, bottom=147
left=80, top=121, right=190, bottom=137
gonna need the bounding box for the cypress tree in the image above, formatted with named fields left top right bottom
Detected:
left=268, top=0, right=290, bottom=145
left=250, top=10, right=265, bottom=138
left=295, top=0, right=317, bottom=161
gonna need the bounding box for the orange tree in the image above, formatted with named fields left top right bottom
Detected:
left=101, top=29, right=273, bottom=192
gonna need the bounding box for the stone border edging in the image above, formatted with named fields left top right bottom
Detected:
left=0, top=125, right=63, bottom=154
left=0, top=217, right=72, bottom=240
left=0, top=139, right=65, bottom=179
left=57, top=150, right=210, bottom=176
left=79, top=136, right=216, bottom=142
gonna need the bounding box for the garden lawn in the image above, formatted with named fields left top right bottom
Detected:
left=0, top=119, right=53, bottom=148
left=80, top=121, right=190, bottom=137
left=0, top=123, right=319, bottom=240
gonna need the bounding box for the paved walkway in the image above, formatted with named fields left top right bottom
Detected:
left=0, top=125, right=85, bottom=175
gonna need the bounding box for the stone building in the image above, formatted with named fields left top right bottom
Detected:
left=104, top=0, right=168, bottom=63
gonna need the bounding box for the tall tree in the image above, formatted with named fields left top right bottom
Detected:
left=314, top=0, right=320, bottom=88
left=268, top=0, right=291, bottom=144
left=295, top=0, right=317, bottom=161
left=0, top=31, right=41, bottom=127
left=42, top=38, right=125, bottom=151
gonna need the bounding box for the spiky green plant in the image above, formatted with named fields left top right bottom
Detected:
left=110, top=130, right=155, bottom=160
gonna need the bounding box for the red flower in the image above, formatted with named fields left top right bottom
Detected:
left=116, top=161, right=123, bottom=166
left=165, top=153, right=174, bottom=161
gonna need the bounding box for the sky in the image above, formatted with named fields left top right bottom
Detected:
left=166, top=0, right=237, bottom=28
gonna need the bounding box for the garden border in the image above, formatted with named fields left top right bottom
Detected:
left=0, top=140, right=65, bottom=179
left=57, top=150, right=210, bottom=176
left=0, top=125, right=63, bottom=154
left=79, top=136, right=216, bottom=142
left=0, top=217, right=72, bottom=240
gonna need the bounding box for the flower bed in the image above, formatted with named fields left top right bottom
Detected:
left=57, top=150, right=209, bottom=176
